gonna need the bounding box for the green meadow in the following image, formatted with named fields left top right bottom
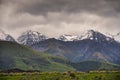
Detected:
left=0, top=71, right=120, bottom=80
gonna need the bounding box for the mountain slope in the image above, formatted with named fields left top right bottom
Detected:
left=70, top=61, right=120, bottom=71
left=0, top=41, right=75, bottom=72
left=31, top=30, right=120, bottom=65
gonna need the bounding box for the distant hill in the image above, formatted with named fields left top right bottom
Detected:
left=0, top=41, right=75, bottom=72
left=70, top=61, right=120, bottom=71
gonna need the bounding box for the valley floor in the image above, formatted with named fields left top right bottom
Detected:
left=0, top=71, right=120, bottom=80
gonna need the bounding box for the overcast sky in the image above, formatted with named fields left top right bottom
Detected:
left=0, top=0, right=120, bottom=38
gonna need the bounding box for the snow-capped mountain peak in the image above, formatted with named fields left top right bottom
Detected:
left=18, top=30, right=48, bottom=45
left=58, top=34, right=79, bottom=41
left=79, top=30, right=113, bottom=42
left=79, top=30, right=95, bottom=40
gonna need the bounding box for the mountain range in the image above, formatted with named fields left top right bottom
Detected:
left=0, top=29, right=120, bottom=43
left=0, top=29, right=120, bottom=71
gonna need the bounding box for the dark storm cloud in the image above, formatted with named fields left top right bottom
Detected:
left=1, top=0, right=117, bottom=17
left=105, top=0, right=120, bottom=12
left=0, top=0, right=2, bottom=4
left=16, top=0, right=101, bottom=15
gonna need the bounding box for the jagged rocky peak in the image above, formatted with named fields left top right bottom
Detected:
left=58, top=34, right=79, bottom=41
left=17, top=30, right=48, bottom=45
left=79, top=30, right=113, bottom=42
left=0, top=29, right=15, bottom=41
left=79, top=30, right=95, bottom=40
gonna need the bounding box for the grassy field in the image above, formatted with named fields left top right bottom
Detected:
left=0, top=71, right=120, bottom=80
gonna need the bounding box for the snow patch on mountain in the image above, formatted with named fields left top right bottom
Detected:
left=79, top=30, right=94, bottom=40
left=58, top=34, right=79, bottom=41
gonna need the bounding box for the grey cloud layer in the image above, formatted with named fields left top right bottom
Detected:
left=0, top=0, right=120, bottom=38
left=105, top=0, right=120, bottom=12
left=1, top=0, right=119, bottom=16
